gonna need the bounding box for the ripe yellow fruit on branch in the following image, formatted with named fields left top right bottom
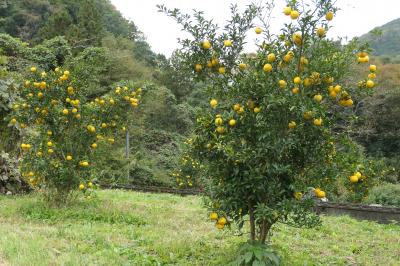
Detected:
left=369, top=65, right=377, bottom=72
left=349, top=175, right=359, bottom=183
left=253, top=107, right=261, bottom=113
left=293, top=77, right=301, bottom=84
left=303, top=111, right=313, bottom=120
left=366, top=80, right=375, bottom=88
left=278, top=80, right=287, bottom=88
left=316, top=189, right=326, bottom=198
left=313, top=94, right=323, bottom=102
left=210, top=99, right=218, bottom=108
left=216, top=223, right=224, bottom=229
left=292, top=32, right=302, bottom=46
left=223, top=40, right=232, bottom=47
left=288, top=121, right=296, bottom=129
left=267, top=53, right=276, bottom=62
left=239, top=63, right=247, bottom=70
left=87, top=125, right=96, bottom=133
left=218, top=67, right=226, bottom=74
left=325, top=11, right=334, bottom=21
left=66, top=155, right=73, bottom=161
left=263, top=63, right=273, bottom=73
left=201, top=40, right=211, bottom=49
left=216, top=126, right=225, bottom=134
left=79, top=184, right=85, bottom=190
left=290, top=10, right=299, bottom=19
left=195, top=64, right=202, bottom=72
left=316, top=27, right=326, bottom=38
left=48, top=148, right=54, bottom=154
left=47, top=141, right=53, bottom=147
left=91, top=143, right=98, bottom=149
left=283, top=6, right=292, bottom=16
left=30, top=67, right=37, bottom=72
left=79, top=161, right=89, bottom=167
left=313, top=118, right=323, bottom=126
left=229, top=119, right=236, bottom=127
left=292, top=87, right=300, bottom=94
left=218, top=217, right=227, bottom=225
left=255, top=27, right=262, bottom=34
left=210, top=212, right=218, bottom=220
left=215, top=117, right=223, bottom=126
left=62, top=109, right=69, bottom=115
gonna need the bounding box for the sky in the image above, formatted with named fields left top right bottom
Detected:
left=110, top=0, right=400, bottom=57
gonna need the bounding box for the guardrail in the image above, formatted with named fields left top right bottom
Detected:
left=101, top=184, right=400, bottom=224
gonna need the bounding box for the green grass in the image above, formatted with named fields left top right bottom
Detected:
left=0, top=190, right=399, bottom=265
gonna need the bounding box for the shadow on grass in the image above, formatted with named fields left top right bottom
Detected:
left=18, top=198, right=145, bottom=226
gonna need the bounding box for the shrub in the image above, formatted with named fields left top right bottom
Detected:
left=364, top=183, right=400, bottom=207
left=161, top=0, right=377, bottom=249
left=8, top=66, right=142, bottom=204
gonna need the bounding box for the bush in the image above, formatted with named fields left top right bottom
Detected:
left=8, top=66, right=142, bottom=204
left=364, top=183, right=400, bottom=207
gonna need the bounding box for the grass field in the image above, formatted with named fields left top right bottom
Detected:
left=0, top=190, right=399, bottom=266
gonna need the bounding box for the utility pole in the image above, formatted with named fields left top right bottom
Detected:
left=125, top=130, right=130, bottom=181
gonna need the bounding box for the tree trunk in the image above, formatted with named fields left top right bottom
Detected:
left=260, top=221, right=272, bottom=244
left=248, top=203, right=256, bottom=241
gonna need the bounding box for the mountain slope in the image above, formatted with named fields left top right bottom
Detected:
left=359, top=18, right=400, bottom=56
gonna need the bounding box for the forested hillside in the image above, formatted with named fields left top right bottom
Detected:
left=0, top=0, right=199, bottom=190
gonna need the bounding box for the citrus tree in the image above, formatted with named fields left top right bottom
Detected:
left=161, top=0, right=377, bottom=246
left=8, top=67, right=142, bottom=203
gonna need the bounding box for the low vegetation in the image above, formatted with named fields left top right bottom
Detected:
left=0, top=190, right=399, bottom=266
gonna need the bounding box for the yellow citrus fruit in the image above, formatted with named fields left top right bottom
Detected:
left=292, top=32, right=302, bottom=46
left=210, top=212, right=218, bottom=220
left=223, top=40, right=232, bottom=47
left=62, top=109, right=69, bottom=115
left=10, top=118, right=17, bottom=125
left=316, top=190, right=326, bottom=198
left=216, top=223, right=224, bottom=229
left=349, top=175, right=359, bottom=183
left=290, top=10, right=299, bottom=19
left=368, top=73, right=376, bottom=79
left=334, top=85, right=342, bottom=93
left=316, top=27, right=326, bottom=37
left=215, top=117, right=223, bottom=126
left=30, top=67, right=37, bottom=72
left=229, top=119, right=236, bottom=127
left=366, top=80, right=375, bottom=88
left=292, top=87, right=300, bottom=94
left=279, top=80, right=287, bottom=88
left=355, top=172, right=362, bottom=178
left=201, top=40, right=211, bottom=49
left=210, top=99, right=218, bottom=108
left=267, top=53, right=276, bottom=62
left=195, top=64, right=202, bottom=72
left=369, top=65, right=377, bottom=72
left=253, top=107, right=261, bottom=113
left=218, top=67, right=226, bottom=74
left=288, top=121, right=296, bottom=129
left=79, top=184, right=85, bottom=190
left=263, top=63, right=273, bottom=73
left=47, top=141, right=53, bottom=147
left=218, top=217, right=227, bottom=225
left=313, top=118, right=323, bottom=126
left=88, top=182, right=93, bottom=188
left=66, top=155, right=73, bottom=161
left=91, top=143, right=98, bottom=149
left=313, top=94, right=323, bottom=102
left=48, top=148, right=54, bottom=154
left=293, top=77, right=301, bottom=84
left=283, top=6, right=292, bottom=16
left=216, top=126, right=225, bottom=134
left=239, top=63, right=247, bottom=70
left=325, top=11, right=334, bottom=21
left=233, top=104, right=241, bottom=111
left=303, top=111, right=313, bottom=120
left=294, top=192, right=302, bottom=200
left=255, top=27, right=262, bottom=34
